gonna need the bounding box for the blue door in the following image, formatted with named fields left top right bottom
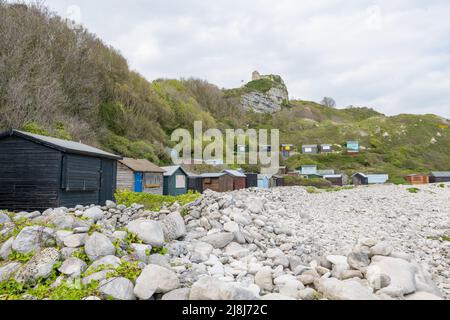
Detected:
left=134, top=172, right=143, bottom=192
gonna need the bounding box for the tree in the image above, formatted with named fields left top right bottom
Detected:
left=321, top=97, right=336, bottom=108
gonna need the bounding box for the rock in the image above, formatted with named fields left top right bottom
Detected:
left=317, top=278, right=379, bottom=300
left=340, top=270, right=364, bottom=280
left=0, top=212, right=11, bottom=224
left=347, top=252, right=370, bottom=270
left=366, top=265, right=391, bottom=290
left=50, top=214, right=77, bottom=230
left=255, top=268, right=274, bottom=291
left=58, top=257, right=87, bottom=278
left=83, top=207, right=104, bottom=222
left=12, top=226, right=55, bottom=254
left=84, top=232, right=115, bottom=261
left=223, top=221, right=239, bottom=233
left=99, top=277, right=135, bottom=300
left=82, top=270, right=112, bottom=285
left=267, top=248, right=289, bottom=268
left=0, top=262, right=21, bottom=282
left=161, top=288, right=191, bottom=300
left=105, top=200, right=116, bottom=209
left=189, top=277, right=227, bottom=300
left=148, top=254, right=171, bottom=269
left=298, top=274, right=316, bottom=286
left=261, top=293, right=296, bottom=300
left=64, top=233, right=88, bottom=248
left=0, top=237, right=14, bottom=260
left=370, top=256, right=416, bottom=295
left=129, top=244, right=153, bottom=264
left=370, top=241, right=394, bottom=257
left=209, top=263, right=225, bottom=276
left=15, top=248, right=60, bottom=284
left=134, top=264, right=180, bottom=300
left=327, top=255, right=350, bottom=268
left=201, top=232, right=234, bottom=249
left=89, top=255, right=122, bottom=271
left=55, top=230, right=74, bottom=245
left=405, top=291, right=444, bottom=300
left=220, top=283, right=260, bottom=300
left=83, top=296, right=102, bottom=300
left=13, top=211, right=40, bottom=220
left=191, top=241, right=214, bottom=263
left=161, top=212, right=186, bottom=241
left=298, top=288, right=317, bottom=300
left=126, top=219, right=165, bottom=247
left=225, top=242, right=250, bottom=258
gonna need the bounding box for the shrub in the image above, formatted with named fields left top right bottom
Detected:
left=284, top=176, right=333, bottom=189
left=407, top=187, right=420, bottom=194
left=114, top=190, right=201, bottom=211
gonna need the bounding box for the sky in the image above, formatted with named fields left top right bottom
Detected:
left=25, top=0, right=450, bottom=117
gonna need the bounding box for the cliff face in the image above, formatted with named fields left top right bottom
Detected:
left=240, top=72, right=289, bottom=113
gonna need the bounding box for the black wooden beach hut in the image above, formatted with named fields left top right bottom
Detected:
left=0, top=130, right=122, bottom=211
left=245, top=173, right=258, bottom=188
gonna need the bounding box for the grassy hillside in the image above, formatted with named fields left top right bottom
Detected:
left=0, top=2, right=448, bottom=181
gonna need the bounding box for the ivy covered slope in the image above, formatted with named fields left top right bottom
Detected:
left=0, top=2, right=449, bottom=177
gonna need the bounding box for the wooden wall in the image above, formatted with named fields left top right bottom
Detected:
left=143, top=172, right=163, bottom=195
left=0, top=136, right=61, bottom=211
left=117, top=163, right=134, bottom=191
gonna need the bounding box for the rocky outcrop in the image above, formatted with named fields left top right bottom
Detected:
left=241, top=72, right=289, bottom=113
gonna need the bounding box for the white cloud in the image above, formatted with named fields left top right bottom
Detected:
left=38, top=0, right=450, bottom=117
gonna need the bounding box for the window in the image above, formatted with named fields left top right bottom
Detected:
left=175, top=175, right=186, bottom=189
left=305, top=147, right=312, bottom=153
left=144, top=173, right=162, bottom=188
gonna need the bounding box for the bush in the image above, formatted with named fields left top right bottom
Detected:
left=114, top=190, right=201, bottom=211
left=284, top=176, right=332, bottom=189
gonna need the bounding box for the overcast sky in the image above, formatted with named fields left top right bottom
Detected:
left=30, top=0, right=450, bottom=117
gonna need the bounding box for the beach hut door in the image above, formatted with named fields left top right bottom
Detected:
left=134, top=172, right=143, bottom=192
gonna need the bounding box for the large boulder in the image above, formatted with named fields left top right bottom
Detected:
left=99, top=277, right=135, bottom=300
left=0, top=237, right=14, bottom=260
left=255, top=268, right=274, bottom=291
left=15, top=248, right=61, bottom=284
left=84, top=232, right=115, bottom=261
left=200, top=232, right=234, bottom=249
left=58, top=257, right=87, bottom=278
left=317, top=278, right=379, bottom=300
left=63, top=233, right=87, bottom=248
left=267, top=248, right=289, bottom=268
left=82, top=207, right=105, bottom=222
left=126, top=219, right=165, bottom=247
left=190, top=241, right=214, bottom=263
left=161, top=288, right=191, bottom=300
left=161, top=212, right=186, bottom=241
left=12, top=226, right=55, bottom=254
left=189, top=277, right=228, bottom=300
left=0, top=212, right=11, bottom=224
left=369, top=256, right=417, bottom=295
left=134, top=264, right=180, bottom=300
left=0, top=262, right=21, bottom=282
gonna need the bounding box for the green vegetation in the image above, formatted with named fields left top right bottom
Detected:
left=151, top=246, right=169, bottom=256
left=284, top=176, right=333, bottom=189
left=407, top=187, right=420, bottom=194
left=72, top=249, right=90, bottom=264
left=8, top=251, right=34, bottom=263
left=106, top=260, right=142, bottom=282
left=326, top=186, right=355, bottom=192
left=306, top=186, right=319, bottom=194
left=245, top=79, right=277, bottom=94
left=0, top=260, right=99, bottom=300
left=115, top=190, right=201, bottom=211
